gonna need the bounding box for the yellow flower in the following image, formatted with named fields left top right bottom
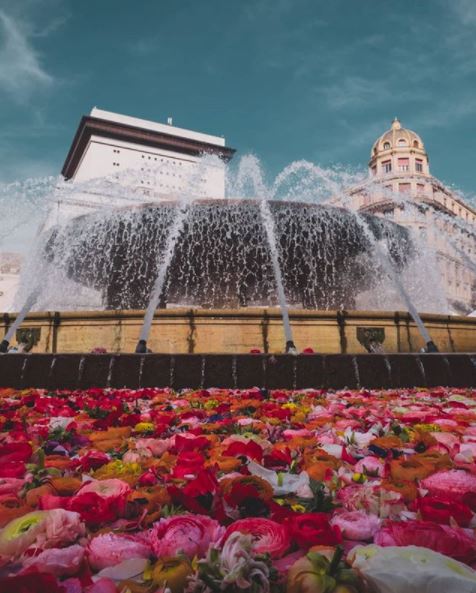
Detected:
left=283, top=403, right=298, bottom=411
left=93, top=460, right=142, bottom=484
left=152, top=556, right=193, bottom=593
left=134, top=422, right=155, bottom=433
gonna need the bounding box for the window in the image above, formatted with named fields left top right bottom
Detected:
left=383, top=142, right=391, bottom=150
left=398, top=138, right=407, bottom=146
left=399, top=183, right=411, bottom=193
left=398, top=157, right=409, bottom=172
left=382, top=160, right=392, bottom=173
left=415, top=159, right=423, bottom=172
left=413, top=140, right=419, bottom=148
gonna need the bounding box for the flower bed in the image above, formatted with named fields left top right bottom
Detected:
left=0, top=386, right=475, bottom=592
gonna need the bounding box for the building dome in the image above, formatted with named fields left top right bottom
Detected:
left=371, top=118, right=424, bottom=156
left=369, top=118, right=429, bottom=178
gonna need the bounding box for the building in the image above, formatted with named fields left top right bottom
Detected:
left=50, top=108, right=235, bottom=223
left=345, top=118, right=476, bottom=313
left=0, top=253, right=22, bottom=312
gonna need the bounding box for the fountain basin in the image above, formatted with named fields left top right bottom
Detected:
left=45, top=199, right=412, bottom=310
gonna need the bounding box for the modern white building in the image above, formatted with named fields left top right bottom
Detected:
left=49, top=108, right=235, bottom=223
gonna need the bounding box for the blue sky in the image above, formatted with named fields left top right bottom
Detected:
left=1, top=0, right=476, bottom=196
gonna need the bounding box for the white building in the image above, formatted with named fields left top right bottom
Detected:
left=50, top=108, right=235, bottom=223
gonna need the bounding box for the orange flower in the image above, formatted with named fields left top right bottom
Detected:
left=381, top=479, right=418, bottom=502
left=306, top=462, right=335, bottom=482
left=44, top=455, right=73, bottom=471
left=25, top=484, right=54, bottom=507
left=49, top=477, right=82, bottom=496
left=390, top=458, right=434, bottom=482
left=414, top=451, right=452, bottom=472
left=370, top=435, right=403, bottom=450
left=303, top=448, right=340, bottom=470
left=88, top=427, right=132, bottom=452
left=208, top=456, right=242, bottom=473
left=128, top=485, right=171, bottom=526
left=0, top=496, right=31, bottom=527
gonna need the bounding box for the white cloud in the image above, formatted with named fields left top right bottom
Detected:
left=450, top=0, right=476, bottom=25
left=0, top=10, right=53, bottom=102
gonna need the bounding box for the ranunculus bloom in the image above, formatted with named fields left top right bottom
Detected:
left=22, top=544, right=85, bottom=576
left=69, top=492, right=118, bottom=526
left=421, top=470, right=476, bottom=502
left=0, top=509, right=85, bottom=559
left=149, top=514, right=224, bottom=558
left=72, top=478, right=131, bottom=521
left=222, top=517, right=290, bottom=558
left=416, top=495, right=473, bottom=527
left=375, top=520, right=476, bottom=564
left=330, top=510, right=381, bottom=541
left=287, top=513, right=342, bottom=549
left=88, top=533, right=152, bottom=570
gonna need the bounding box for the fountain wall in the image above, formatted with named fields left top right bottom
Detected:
left=3, top=307, right=476, bottom=354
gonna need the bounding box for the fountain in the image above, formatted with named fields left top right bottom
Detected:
left=1, top=111, right=475, bottom=390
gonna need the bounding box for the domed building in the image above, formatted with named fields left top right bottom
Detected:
left=346, top=118, right=476, bottom=314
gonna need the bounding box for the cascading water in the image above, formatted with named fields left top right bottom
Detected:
left=135, top=156, right=214, bottom=352
left=233, top=155, right=297, bottom=352
left=2, top=151, right=473, bottom=354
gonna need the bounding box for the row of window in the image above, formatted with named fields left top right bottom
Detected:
left=380, top=139, right=420, bottom=150
left=376, top=158, right=424, bottom=174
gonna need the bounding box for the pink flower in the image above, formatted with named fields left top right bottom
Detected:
left=421, top=470, right=476, bottom=502
left=88, top=533, right=152, bottom=570
left=149, top=514, right=224, bottom=558
left=222, top=518, right=290, bottom=559
left=22, top=544, right=84, bottom=577
left=354, top=456, right=385, bottom=477
left=0, top=509, right=85, bottom=559
left=375, top=520, right=476, bottom=564
left=0, top=478, right=25, bottom=496
left=135, top=438, right=172, bottom=456
left=330, top=511, right=381, bottom=541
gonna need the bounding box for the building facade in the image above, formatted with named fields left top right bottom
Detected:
left=49, top=108, right=235, bottom=224
left=346, top=118, right=476, bottom=313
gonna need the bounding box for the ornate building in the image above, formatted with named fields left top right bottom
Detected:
left=346, top=118, right=476, bottom=313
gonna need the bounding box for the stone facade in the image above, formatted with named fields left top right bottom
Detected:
left=2, top=308, right=476, bottom=354
left=345, top=118, right=476, bottom=314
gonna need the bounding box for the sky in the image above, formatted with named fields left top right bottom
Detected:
left=1, top=0, right=476, bottom=197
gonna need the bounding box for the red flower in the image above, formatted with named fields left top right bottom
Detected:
left=69, top=492, right=118, bottom=526
left=222, top=440, right=263, bottom=462
left=174, top=434, right=210, bottom=453
left=375, top=520, right=476, bottom=565
left=222, top=517, right=290, bottom=558
left=0, top=442, right=32, bottom=464
left=172, top=451, right=206, bottom=479
left=77, top=450, right=110, bottom=472
left=168, top=469, right=218, bottom=514
left=0, top=461, right=27, bottom=478
left=0, top=572, right=65, bottom=593
left=263, top=447, right=292, bottom=470
left=287, top=513, right=342, bottom=549
left=416, top=496, right=473, bottom=527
